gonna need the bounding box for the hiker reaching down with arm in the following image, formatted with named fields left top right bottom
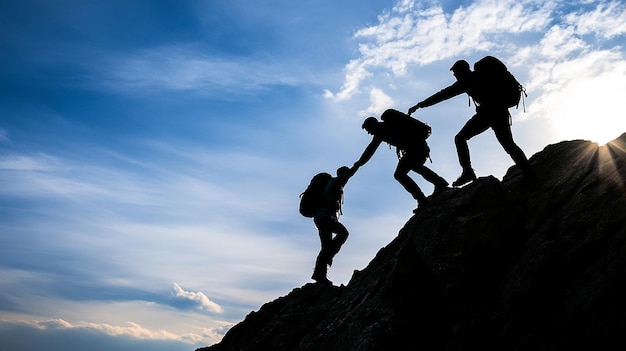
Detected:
left=355, top=112, right=448, bottom=213
left=408, top=76, right=469, bottom=115
left=354, top=134, right=383, bottom=168
left=408, top=58, right=537, bottom=187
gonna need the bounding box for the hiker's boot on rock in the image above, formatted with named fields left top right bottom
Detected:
left=413, top=198, right=430, bottom=214
left=452, top=169, right=476, bottom=187
left=311, top=270, right=332, bottom=286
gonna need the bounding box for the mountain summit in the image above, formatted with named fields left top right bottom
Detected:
left=199, top=133, right=626, bottom=351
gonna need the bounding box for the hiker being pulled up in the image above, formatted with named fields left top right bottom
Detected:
left=408, top=56, right=537, bottom=187
left=300, top=165, right=359, bottom=285
left=354, top=109, right=448, bottom=213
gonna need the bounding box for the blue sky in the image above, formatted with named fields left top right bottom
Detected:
left=1, top=0, right=625, bottom=349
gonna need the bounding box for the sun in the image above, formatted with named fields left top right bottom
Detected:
left=521, top=52, right=626, bottom=146
left=558, top=111, right=625, bottom=146
left=534, top=71, right=626, bottom=146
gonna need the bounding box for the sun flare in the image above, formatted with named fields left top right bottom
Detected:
left=545, top=73, right=625, bottom=145
left=527, top=52, right=626, bottom=146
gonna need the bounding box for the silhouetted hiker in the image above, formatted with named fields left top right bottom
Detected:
left=300, top=165, right=359, bottom=285
left=354, top=109, right=448, bottom=213
left=408, top=57, right=537, bottom=187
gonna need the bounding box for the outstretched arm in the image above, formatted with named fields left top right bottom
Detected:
left=354, top=137, right=382, bottom=168
left=408, top=81, right=466, bottom=115
left=336, top=164, right=360, bottom=187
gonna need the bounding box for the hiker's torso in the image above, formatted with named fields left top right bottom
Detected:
left=375, top=123, right=427, bottom=151
left=435, top=75, right=502, bottom=107
left=315, top=178, right=343, bottom=219
left=465, top=74, right=514, bottom=108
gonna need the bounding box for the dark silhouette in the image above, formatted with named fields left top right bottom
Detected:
left=199, top=134, right=626, bottom=351
left=309, top=165, right=359, bottom=285
left=354, top=110, right=448, bottom=213
left=408, top=57, right=537, bottom=187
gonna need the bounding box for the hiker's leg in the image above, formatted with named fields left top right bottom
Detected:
left=492, top=114, right=536, bottom=179
left=452, top=113, right=490, bottom=186
left=313, top=217, right=333, bottom=274
left=455, top=113, right=491, bottom=172
left=395, top=156, right=427, bottom=203
left=414, top=164, right=449, bottom=195
left=328, top=220, right=349, bottom=262
left=409, top=147, right=449, bottom=195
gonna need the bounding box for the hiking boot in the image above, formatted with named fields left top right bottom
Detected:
left=413, top=198, right=430, bottom=213
left=311, top=271, right=332, bottom=285
left=452, top=170, right=477, bottom=187
left=314, top=276, right=333, bottom=285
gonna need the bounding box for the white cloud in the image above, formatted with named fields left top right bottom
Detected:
left=565, top=1, right=626, bottom=38
left=172, top=283, right=223, bottom=314
left=322, top=0, right=626, bottom=148
left=36, top=318, right=73, bottom=330
left=0, top=295, right=235, bottom=347
left=2, top=318, right=206, bottom=344
left=504, top=1, right=626, bottom=145
left=525, top=50, right=626, bottom=145
left=87, top=321, right=201, bottom=342
left=365, top=87, right=396, bottom=115
left=4, top=3, right=626, bottom=351
left=536, top=26, right=587, bottom=60
left=325, top=0, right=554, bottom=101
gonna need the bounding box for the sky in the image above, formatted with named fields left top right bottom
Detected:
left=1, top=0, right=626, bottom=350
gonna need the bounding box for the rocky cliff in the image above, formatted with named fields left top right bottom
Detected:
left=198, top=134, right=626, bottom=351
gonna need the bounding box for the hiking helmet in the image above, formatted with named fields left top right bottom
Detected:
left=362, top=117, right=379, bottom=131
left=450, top=60, right=470, bottom=73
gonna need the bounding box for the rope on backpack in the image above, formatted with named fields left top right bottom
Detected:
left=520, top=86, right=527, bottom=113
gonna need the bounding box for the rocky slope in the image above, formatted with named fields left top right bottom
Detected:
left=198, top=133, right=626, bottom=351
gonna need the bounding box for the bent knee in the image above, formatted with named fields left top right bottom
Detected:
left=454, top=134, right=467, bottom=145
left=394, top=170, right=408, bottom=181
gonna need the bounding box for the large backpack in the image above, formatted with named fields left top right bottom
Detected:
left=380, top=109, right=431, bottom=149
left=299, top=172, right=332, bottom=218
left=473, top=56, right=526, bottom=109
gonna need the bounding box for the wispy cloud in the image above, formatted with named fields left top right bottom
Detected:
left=325, top=0, right=554, bottom=101
left=103, top=45, right=307, bottom=95
left=3, top=2, right=626, bottom=350
left=322, top=0, right=626, bottom=144
left=0, top=143, right=318, bottom=313
left=0, top=154, right=63, bottom=172
left=0, top=129, right=9, bottom=144
left=0, top=318, right=208, bottom=345
left=565, top=1, right=626, bottom=39
left=0, top=294, right=235, bottom=347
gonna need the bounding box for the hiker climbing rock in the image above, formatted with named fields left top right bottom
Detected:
left=408, top=56, right=537, bottom=187
left=354, top=109, right=448, bottom=213
left=300, top=165, right=359, bottom=285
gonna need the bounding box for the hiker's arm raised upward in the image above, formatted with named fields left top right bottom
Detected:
left=336, top=165, right=360, bottom=187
